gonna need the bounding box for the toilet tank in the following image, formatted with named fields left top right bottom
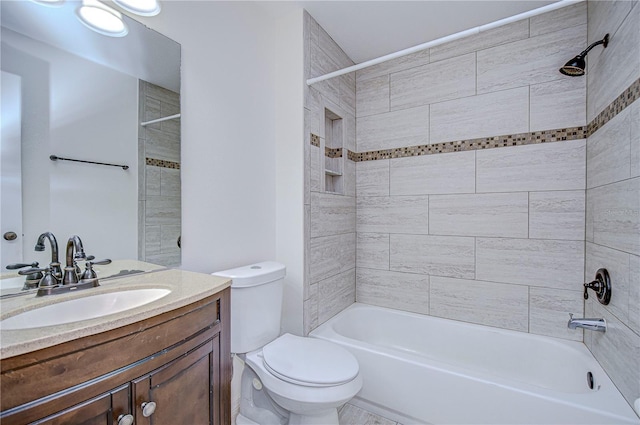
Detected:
left=212, top=261, right=286, bottom=354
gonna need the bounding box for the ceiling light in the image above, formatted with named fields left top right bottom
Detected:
left=76, top=0, right=128, bottom=37
left=112, top=0, right=161, bottom=16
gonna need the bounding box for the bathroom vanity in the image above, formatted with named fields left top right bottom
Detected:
left=0, top=268, right=231, bottom=425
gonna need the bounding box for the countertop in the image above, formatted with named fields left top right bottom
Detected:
left=0, top=268, right=230, bottom=359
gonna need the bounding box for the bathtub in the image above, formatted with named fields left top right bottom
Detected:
left=310, top=303, right=640, bottom=425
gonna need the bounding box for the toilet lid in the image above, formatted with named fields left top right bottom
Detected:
left=262, top=333, right=359, bottom=387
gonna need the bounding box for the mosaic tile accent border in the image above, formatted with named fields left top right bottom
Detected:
left=310, top=133, right=320, bottom=147
left=325, top=147, right=343, bottom=158
left=588, top=77, right=640, bottom=135
left=347, top=150, right=359, bottom=162
left=353, top=127, right=588, bottom=162
left=146, top=157, right=180, bottom=169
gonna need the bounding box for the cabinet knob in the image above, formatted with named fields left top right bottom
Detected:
left=117, top=414, right=134, bottom=425
left=141, top=401, right=157, bottom=417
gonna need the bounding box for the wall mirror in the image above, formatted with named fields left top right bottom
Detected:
left=0, top=0, right=181, bottom=297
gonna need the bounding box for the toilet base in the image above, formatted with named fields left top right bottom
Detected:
left=288, top=409, right=339, bottom=425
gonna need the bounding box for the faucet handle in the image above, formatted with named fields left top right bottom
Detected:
left=6, top=261, right=39, bottom=270
left=80, top=258, right=111, bottom=282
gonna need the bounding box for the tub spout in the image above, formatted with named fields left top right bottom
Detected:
left=568, top=313, right=606, bottom=332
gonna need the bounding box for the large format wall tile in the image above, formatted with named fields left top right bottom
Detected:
left=310, top=192, right=356, bottom=238
left=317, top=24, right=352, bottom=70
left=340, top=73, right=356, bottom=117
left=310, top=233, right=356, bottom=283
left=586, top=242, right=631, bottom=325
left=630, top=255, right=640, bottom=334
left=587, top=108, right=631, bottom=189
left=318, top=269, right=356, bottom=323
left=476, top=238, right=584, bottom=290
left=430, top=87, right=529, bottom=143
left=631, top=99, right=639, bottom=178
left=476, top=140, right=586, bottom=193
left=145, top=128, right=180, bottom=162
left=477, top=24, right=586, bottom=94
left=357, top=196, right=429, bottom=234
left=529, top=190, right=585, bottom=241
left=390, top=53, right=476, bottom=111
left=356, top=75, right=389, bottom=118
left=529, top=287, right=584, bottom=341
left=429, top=192, right=528, bottom=238
left=430, top=277, right=529, bottom=332
left=429, top=19, right=529, bottom=63
left=587, top=0, right=633, bottom=65
left=586, top=177, right=640, bottom=256
left=309, top=143, right=321, bottom=193
left=390, top=150, right=475, bottom=196
left=357, top=105, right=429, bottom=151
left=145, top=195, right=181, bottom=225
left=587, top=4, right=639, bottom=121
left=161, top=168, right=180, bottom=197
left=529, top=1, right=586, bottom=37
left=530, top=78, right=586, bottom=131
left=356, top=49, right=430, bottom=82
left=356, top=160, right=389, bottom=196
left=357, top=233, right=389, bottom=270
left=585, top=299, right=640, bottom=406
left=357, top=268, right=429, bottom=314
left=390, top=234, right=475, bottom=278
left=310, top=44, right=341, bottom=107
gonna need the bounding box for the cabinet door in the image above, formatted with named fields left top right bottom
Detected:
left=31, top=384, right=130, bottom=425
left=133, top=337, right=219, bottom=425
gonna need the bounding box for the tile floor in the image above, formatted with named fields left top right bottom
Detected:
left=338, top=403, right=400, bottom=425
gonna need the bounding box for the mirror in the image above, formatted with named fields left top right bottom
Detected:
left=0, top=0, right=181, bottom=296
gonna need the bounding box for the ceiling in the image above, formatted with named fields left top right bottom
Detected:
left=296, top=0, right=560, bottom=63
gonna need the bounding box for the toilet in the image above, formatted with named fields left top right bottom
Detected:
left=213, top=261, right=362, bottom=425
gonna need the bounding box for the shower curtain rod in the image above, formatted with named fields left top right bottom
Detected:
left=306, top=0, right=581, bottom=86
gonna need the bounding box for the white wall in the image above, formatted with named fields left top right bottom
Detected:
left=140, top=2, right=305, bottom=332
left=274, top=8, right=305, bottom=335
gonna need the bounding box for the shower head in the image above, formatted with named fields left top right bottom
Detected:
left=559, top=34, right=609, bottom=77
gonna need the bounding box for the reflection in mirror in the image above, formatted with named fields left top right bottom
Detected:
left=0, top=1, right=181, bottom=296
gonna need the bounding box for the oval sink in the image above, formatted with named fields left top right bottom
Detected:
left=1, top=288, right=171, bottom=330
left=0, top=276, right=26, bottom=291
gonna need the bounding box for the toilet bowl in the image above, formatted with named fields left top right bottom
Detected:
left=212, top=262, right=362, bottom=425
left=246, top=333, right=362, bottom=424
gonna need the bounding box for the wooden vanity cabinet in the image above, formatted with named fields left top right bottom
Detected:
left=0, top=288, right=231, bottom=425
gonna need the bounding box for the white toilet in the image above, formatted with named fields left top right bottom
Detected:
left=213, top=261, right=362, bottom=425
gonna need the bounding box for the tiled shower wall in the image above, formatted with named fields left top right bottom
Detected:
left=303, top=12, right=357, bottom=335
left=353, top=2, right=589, bottom=342
left=584, top=1, right=639, bottom=406
left=138, top=81, right=181, bottom=267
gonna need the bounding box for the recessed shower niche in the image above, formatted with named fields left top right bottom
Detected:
left=323, top=108, right=344, bottom=194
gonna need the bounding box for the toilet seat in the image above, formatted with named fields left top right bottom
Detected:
left=262, top=333, right=359, bottom=387
left=245, top=348, right=363, bottom=409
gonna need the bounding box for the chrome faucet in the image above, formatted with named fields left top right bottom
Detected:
left=35, top=232, right=63, bottom=281
left=568, top=313, right=606, bottom=332
left=62, top=235, right=87, bottom=285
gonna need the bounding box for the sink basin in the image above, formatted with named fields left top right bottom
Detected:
left=0, top=288, right=171, bottom=330
left=0, top=276, right=26, bottom=291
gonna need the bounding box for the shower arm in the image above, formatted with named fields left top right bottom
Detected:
left=576, top=35, right=609, bottom=59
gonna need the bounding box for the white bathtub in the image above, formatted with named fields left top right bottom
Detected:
left=310, top=303, right=640, bottom=425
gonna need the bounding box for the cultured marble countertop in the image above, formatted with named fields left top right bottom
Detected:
left=0, top=268, right=230, bottom=359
